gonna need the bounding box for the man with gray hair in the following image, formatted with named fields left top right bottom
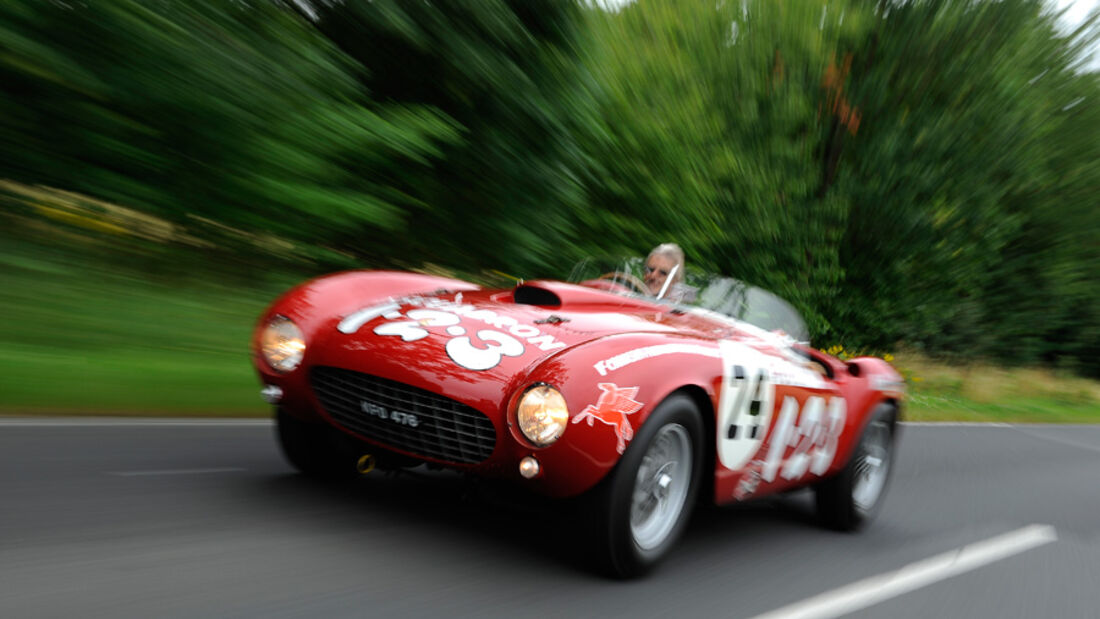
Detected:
left=644, top=243, right=685, bottom=298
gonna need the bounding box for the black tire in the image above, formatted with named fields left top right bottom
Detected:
left=591, top=394, right=704, bottom=578
left=276, top=407, right=359, bottom=479
left=815, top=403, right=897, bottom=531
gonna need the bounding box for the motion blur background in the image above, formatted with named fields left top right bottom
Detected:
left=0, top=0, right=1096, bottom=417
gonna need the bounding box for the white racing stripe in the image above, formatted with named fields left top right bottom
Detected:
left=109, top=467, right=247, bottom=477
left=750, top=524, right=1057, bottom=619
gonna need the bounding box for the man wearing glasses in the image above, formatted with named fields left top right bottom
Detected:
left=644, top=243, right=686, bottom=299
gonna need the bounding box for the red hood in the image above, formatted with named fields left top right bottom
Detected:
left=307, top=281, right=727, bottom=414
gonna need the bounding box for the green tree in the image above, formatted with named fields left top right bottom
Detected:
left=832, top=0, right=1099, bottom=373
left=309, top=0, right=595, bottom=274
left=577, top=0, right=874, bottom=334
left=0, top=1, right=456, bottom=267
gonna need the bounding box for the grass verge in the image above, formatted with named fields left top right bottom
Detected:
left=895, top=354, right=1100, bottom=423
left=0, top=246, right=279, bottom=417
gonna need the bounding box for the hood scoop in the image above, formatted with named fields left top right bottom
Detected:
left=512, top=280, right=662, bottom=312
left=513, top=283, right=562, bottom=307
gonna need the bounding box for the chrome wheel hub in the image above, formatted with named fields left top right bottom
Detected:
left=630, top=424, right=692, bottom=551
left=852, top=419, right=891, bottom=514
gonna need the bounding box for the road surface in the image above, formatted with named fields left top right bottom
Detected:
left=0, top=419, right=1097, bottom=618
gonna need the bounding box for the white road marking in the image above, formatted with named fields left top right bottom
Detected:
left=750, top=524, right=1058, bottom=619
left=0, top=418, right=271, bottom=427
left=109, top=467, right=247, bottom=477
left=1010, top=427, right=1100, bottom=454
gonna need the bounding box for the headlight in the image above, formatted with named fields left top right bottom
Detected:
left=260, top=315, right=305, bottom=373
left=516, top=384, right=569, bottom=447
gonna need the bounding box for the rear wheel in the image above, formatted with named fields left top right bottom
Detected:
left=591, top=394, right=703, bottom=578
left=276, top=408, right=359, bottom=479
left=815, top=403, right=897, bottom=531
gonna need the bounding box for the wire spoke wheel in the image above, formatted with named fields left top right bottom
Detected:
left=629, top=423, right=692, bottom=551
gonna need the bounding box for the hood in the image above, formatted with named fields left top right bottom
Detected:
left=308, top=282, right=722, bottom=413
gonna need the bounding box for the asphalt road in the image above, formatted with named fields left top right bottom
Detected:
left=1, top=419, right=1098, bottom=618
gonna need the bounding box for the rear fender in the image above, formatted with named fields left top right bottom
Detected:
left=827, top=357, right=905, bottom=467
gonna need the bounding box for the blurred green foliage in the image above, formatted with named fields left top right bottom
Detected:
left=577, top=0, right=1098, bottom=376
left=1, top=0, right=1097, bottom=393
left=0, top=233, right=277, bottom=414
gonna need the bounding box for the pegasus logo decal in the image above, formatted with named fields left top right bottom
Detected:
left=572, top=382, right=644, bottom=453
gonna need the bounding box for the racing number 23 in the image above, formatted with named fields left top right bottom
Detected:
left=445, top=330, right=524, bottom=371
left=372, top=308, right=524, bottom=371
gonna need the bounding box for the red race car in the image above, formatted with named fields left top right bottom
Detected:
left=252, top=259, right=904, bottom=577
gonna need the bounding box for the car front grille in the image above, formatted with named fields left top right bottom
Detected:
left=310, top=366, right=497, bottom=465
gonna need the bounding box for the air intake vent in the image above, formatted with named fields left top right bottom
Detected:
left=513, top=285, right=562, bottom=307
left=310, top=366, right=496, bottom=464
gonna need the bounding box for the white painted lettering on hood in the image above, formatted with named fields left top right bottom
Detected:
left=341, top=296, right=567, bottom=353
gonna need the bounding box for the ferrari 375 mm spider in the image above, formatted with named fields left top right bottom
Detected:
left=252, top=259, right=904, bottom=577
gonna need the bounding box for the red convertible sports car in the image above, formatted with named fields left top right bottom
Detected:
left=252, top=259, right=904, bottom=577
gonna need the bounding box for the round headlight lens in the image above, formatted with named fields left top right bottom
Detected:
left=516, top=384, right=569, bottom=447
left=260, top=316, right=305, bottom=373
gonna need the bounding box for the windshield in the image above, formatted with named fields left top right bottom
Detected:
left=568, top=257, right=809, bottom=343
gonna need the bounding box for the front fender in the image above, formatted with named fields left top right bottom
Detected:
left=506, top=333, right=722, bottom=498
left=252, top=270, right=480, bottom=421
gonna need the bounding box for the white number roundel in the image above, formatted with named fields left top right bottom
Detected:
left=446, top=329, right=525, bottom=371
left=716, top=341, right=775, bottom=471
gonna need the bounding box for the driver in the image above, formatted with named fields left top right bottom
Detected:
left=644, top=243, right=685, bottom=298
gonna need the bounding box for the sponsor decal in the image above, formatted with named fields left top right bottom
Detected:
left=765, top=364, right=827, bottom=389
left=733, top=460, right=764, bottom=501
left=338, top=302, right=402, bottom=334
left=592, top=343, right=720, bottom=376
left=871, top=375, right=907, bottom=393
left=572, top=382, right=644, bottom=454
left=760, top=394, right=846, bottom=483
left=338, top=295, right=566, bottom=372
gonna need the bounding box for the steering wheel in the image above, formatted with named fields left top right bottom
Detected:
left=596, top=271, right=650, bottom=296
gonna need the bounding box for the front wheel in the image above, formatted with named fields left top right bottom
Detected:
left=815, top=403, right=897, bottom=531
left=591, top=394, right=703, bottom=578
left=276, top=407, right=359, bottom=479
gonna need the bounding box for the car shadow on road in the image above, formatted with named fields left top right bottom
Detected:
left=243, top=467, right=595, bottom=575
left=240, top=466, right=847, bottom=580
